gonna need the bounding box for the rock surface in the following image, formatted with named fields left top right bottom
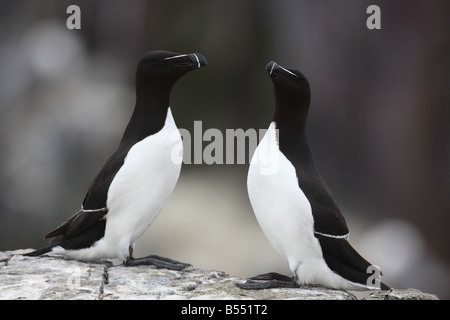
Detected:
left=0, top=249, right=438, bottom=300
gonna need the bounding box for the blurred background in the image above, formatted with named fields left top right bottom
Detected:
left=1, top=0, right=449, bottom=298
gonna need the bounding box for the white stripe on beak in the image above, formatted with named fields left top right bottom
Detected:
left=191, top=53, right=201, bottom=69
left=278, top=65, right=299, bottom=78
left=163, top=54, right=200, bottom=68
left=163, top=54, right=189, bottom=61
left=269, top=62, right=277, bottom=75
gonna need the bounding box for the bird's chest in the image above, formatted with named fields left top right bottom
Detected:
left=247, top=123, right=316, bottom=257
left=106, top=117, right=182, bottom=223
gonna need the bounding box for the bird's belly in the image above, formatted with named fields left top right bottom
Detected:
left=103, top=120, right=182, bottom=258
left=248, top=157, right=322, bottom=265
left=248, top=124, right=322, bottom=267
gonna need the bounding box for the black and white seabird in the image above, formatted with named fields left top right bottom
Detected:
left=25, top=51, right=207, bottom=270
left=238, top=61, right=389, bottom=290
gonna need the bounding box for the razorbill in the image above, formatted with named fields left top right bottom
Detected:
left=238, top=61, right=389, bottom=290
left=25, top=51, right=207, bottom=270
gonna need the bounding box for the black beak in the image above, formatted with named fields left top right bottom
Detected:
left=266, top=61, right=299, bottom=80
left=190, top=53, right=207, bottom=68
left=266, top=61, right=278, bottom=75
left=164, top=53, right=207, bottom=69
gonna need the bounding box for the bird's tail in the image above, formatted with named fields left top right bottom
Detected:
left=380, top=281, right=391, bottom=290
left=23, top=243, right=57, bottom=257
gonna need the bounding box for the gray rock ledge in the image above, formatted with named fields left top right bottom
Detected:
left=0, top=249, right=438, bottom=300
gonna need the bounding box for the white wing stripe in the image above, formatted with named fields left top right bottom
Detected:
left=314, top=231, right=349, bottom=239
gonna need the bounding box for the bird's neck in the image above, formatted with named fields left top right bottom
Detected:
left=277, top=125, right=317, bottom=171
left=120, top=88, right=171, bottom=145
left=273, top=101, right=308, bottom=135
left=136, top=83, right=171, bottom=111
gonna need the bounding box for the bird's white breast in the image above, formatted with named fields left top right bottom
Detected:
left=248, top=122, right=320, bottom=259
left=247, top=123, right=325, bottom=277
left=103, top=107, right=182, bottom=259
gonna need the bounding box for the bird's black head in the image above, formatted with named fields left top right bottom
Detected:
left=266, top=61, right=311, bottom=131
left=135, top=50, right=207, bottom=97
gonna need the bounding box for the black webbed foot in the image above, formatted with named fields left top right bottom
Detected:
left=236, top=272, right=299, bottom=290
left=123, top=255, right=191, bottom=271
left=247, top=272, right=294, bottom=282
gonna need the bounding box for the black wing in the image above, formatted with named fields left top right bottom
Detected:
left=44, top=146, right=129, bottom=241
left=317, top=235, right=372, bottom=286
left=26, top=146, right=131, bottom=256
left=278, top=136, right=349, bottom=237
left=316, top=235, right=390, bottom=289
left=284, top=146, right=389, bottom=288
left=295, top=171, right=349, bottom=237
